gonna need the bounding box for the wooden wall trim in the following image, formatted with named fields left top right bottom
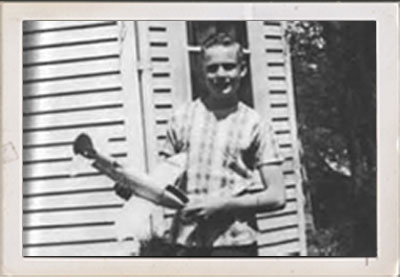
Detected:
left=119, top=21, right=146, bottom=172
left=281, top=21, right=307, bottom=256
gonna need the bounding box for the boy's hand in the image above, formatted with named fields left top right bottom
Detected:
left=180, top=197, right=231, bottom=222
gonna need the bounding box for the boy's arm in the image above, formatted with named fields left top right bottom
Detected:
left=225, top=163, right=286, bottom=213
left=181, top=163, right=285, bottom=220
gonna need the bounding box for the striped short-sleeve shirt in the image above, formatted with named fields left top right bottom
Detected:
left=162, top=98, right=282, bottom=247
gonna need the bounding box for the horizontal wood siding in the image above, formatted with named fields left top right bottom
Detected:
left=23, top=21, right=143, bottom=256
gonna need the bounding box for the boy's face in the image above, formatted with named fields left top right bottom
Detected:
left=202, top=44, right=247, bottom=100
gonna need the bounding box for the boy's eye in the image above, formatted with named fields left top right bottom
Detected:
left=206, top=64, right=218, bottom=73
left=222, top=63, right=236, bottom=71
left=206, top=63, right=237, bottom=73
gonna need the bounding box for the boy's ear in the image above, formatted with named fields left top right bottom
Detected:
left=240, top=62, right=248, bottom=78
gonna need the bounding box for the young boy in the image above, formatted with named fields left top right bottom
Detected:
left=161, top=32, right=286, bottom=256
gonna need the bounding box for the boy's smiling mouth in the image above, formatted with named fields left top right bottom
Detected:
left=213, top=79, right=232, bottom=95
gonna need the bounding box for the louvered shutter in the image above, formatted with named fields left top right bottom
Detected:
left=247, top=21, right=307, bottom=256
left=136, top=21, right=191, bottom=171
left=134, top=21, right=191, bottom=236
left=23, top=21, right=145, bottom=256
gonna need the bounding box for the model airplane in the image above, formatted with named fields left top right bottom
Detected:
left=73, top=133, right=188, bottom=210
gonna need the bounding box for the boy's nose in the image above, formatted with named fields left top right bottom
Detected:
left=215, top=65, right=228, bottom=77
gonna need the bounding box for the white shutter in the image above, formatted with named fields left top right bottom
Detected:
left=136, top=21, right=191, bottom=171
left=23, top=21, right=145, bottom=256
left=134, top=21, right=191, bottom=237
left=247, top=21, right=307, bottom=256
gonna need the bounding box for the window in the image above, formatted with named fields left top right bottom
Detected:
left=186, top=21, right=254, bottom=107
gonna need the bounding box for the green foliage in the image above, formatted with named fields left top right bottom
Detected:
left=287, top=21, right=376, bottom=256
left=307, top=223, right=354, bottom=256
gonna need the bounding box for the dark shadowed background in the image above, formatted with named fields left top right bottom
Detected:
left=287, top=21, right=376, bottom=256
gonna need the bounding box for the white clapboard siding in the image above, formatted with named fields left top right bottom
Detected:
left=23, top=125, right=126, bottom=146
left=23, top=155, right=128, bottom=178
left=23, top=21, right=144, bottom=256
left=23, top=175, right=116, bottom=196
left=23, top=240, right=133, bottom=257
left=23, top=74, right=121, bottom=97
left=23, top=41, right=119, bottom=65
left=24, top=225, right=118, bottom=245
left=24, top=191, right=123, bottom=211
left=137, top=21, right=191, bottom=170
left=247, top=21, right=306, bottom=256
left=23, top=21, right=115, bottom=32
left=23, top=144, right=127, bottom=165
left=23, top=141, right=128, bottom=160
left=23, top=24, right=119, bottom=48
left=24, top=206, right=122, bottom=227
left=24, top=90, right=123, bottom=113
left=24, top=159, right=96, bottom=177
left=24, top=59, right=120, bottom=80
left=23, top=107, right=125, bottom=129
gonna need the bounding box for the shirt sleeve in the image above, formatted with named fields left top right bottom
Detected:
left=159, top=113, right=185, bottom=158
left=243, top=119, right=283, bottom=169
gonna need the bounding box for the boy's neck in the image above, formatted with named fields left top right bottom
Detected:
left=203, top=94, right=239, bottom=111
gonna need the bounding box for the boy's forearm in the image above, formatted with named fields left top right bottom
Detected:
left=225, top=188, right=285, bottom=213
left=224, top=163, right=286, bottom=213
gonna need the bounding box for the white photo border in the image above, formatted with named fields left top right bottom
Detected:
left=1, top=2, right=399, bottom=276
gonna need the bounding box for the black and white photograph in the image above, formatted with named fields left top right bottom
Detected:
left=21, top=20, right=377, bottom=257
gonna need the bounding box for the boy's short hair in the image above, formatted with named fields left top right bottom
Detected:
left=201, top=32, right=244, bottom=63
